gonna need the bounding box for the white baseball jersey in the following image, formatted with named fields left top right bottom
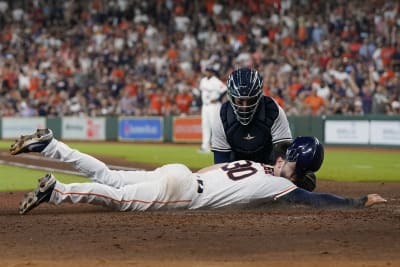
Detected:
left=198, top=75, right=227, bottom=151
left=43, top=139, right=296, bottom=211
left=190, top=160, right=297, bottom=209
left=198, top=76, right=227, bottom=105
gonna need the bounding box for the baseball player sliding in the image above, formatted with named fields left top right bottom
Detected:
left=10, top=129, right=386, bottom=214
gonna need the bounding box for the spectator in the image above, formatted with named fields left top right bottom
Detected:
left=390, top=100, right=400, bottom=115
left=303, top=88, right=326, bottom=115
left=372, top=84, right=389, bottom=114
left=0, top=0, right=398, bottom=118
left=175, top=86, right=193, bottom=115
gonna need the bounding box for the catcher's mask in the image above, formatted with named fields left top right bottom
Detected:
left=226, top=67, right=263, bottom=126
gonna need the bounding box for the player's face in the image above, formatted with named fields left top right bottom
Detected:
left=205, top=69, right=213, bottom=77
left=278, top=161, right=297, bottom=182
left=232, top=96, right=259, bottom=111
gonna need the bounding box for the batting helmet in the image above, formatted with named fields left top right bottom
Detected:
left=226, top=67, right=263, bottom=125
left=286, top=136, right=324, bottom=177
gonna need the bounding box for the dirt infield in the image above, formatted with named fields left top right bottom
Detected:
left=1, top=152, right=399, bottom=267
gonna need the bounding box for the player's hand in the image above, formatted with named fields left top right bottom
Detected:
left=364, top=194, right=387, bottom=207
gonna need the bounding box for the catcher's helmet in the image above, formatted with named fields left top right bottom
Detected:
left=286, top=136, right=324, bottom=177
left=226, top=68, right=263, bottom=125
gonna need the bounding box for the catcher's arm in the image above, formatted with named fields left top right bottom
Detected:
left=277, top=188, right=387, bottom=209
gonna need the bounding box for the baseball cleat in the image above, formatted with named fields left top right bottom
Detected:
left=19, top=173, right=56, bottom=215
left=10, top=128, right=53, bottom=155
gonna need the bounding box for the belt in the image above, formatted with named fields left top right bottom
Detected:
left=197, top=179, right=204, bottom=193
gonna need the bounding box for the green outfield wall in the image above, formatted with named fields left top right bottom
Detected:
left=1, top=115, right=399, bottom=147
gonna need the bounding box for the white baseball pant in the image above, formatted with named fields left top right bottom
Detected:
left=44, top=139, right=198, bottom=211
left=201, top=103, right=221, bottom=151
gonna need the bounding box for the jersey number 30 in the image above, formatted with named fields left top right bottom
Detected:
left=221, top=160, right=257, bottom=181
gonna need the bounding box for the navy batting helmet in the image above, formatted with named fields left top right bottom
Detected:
left=226, top=67, right=263, bottom=125
left=286, top=136, right=324, bottom=177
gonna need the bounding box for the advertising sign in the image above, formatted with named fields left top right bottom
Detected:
left=173, top=116, right=202, bottom=142
left=370, top=121, right=400, bottom=145
left=62, top=117, right=105, bottom=140
left=2, top=117, right=46, bottom=139
left=119, top=117, right=163, bottom=141
left=325, top=120, right=369, bottom=144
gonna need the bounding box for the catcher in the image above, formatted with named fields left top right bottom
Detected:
left=10, top=129, right=386, bottom=214
left=211, top=67, right=317, bottom=191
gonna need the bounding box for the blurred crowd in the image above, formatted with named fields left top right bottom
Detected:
left=1, top=0, right=400, bottom=117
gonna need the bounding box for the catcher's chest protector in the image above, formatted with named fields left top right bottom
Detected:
left=221, top=97, right=279, bottom=164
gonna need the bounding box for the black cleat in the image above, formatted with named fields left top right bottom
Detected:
left=19, top=173, right=56, bottom=215
left=10, top=129, right=53, bottom=155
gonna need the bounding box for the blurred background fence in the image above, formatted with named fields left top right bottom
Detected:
left=1, top=115, right=399, bottom=147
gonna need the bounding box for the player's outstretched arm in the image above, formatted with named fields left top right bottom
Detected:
left=364, top=194, right=387, bottom=207
left=278, top=188, right=387, bottom=209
